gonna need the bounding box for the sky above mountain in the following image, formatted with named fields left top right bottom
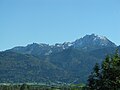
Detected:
left=0, top=0, right=120, bottom=51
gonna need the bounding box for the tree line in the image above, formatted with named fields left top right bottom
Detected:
left=0, top=84, right=87, bottom=90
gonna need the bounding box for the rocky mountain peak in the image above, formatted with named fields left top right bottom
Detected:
left=72, top=34, right=116, bottom=50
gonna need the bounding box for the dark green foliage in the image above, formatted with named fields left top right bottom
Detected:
left=87, top=63, right=101, bottom=90
left=0, top=51, right=66, bottom=83
left=0, top=49, right=99, bottom=83
left=0, top=84, right=87, bottom=90
left=0, top=46, right=120, bottom=83
left=88, top=50, right=120, bottom=90
left=20, top=84, right=28, bottom=90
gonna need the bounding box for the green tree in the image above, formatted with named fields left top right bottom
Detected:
left=20, top=84, right=28, bottom=90
left=88, top=49, right=120, bottom=90
left=87, top=63, right=100, bottom=90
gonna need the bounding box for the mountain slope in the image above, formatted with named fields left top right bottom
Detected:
left=1, top=47, right=119, bottom=83
left=9, top=42, right=71, bottom=56
left=0, top=49, right=100, bottom=83
left=72, top=34, right=116, bottom=50
left=0, top=34, right=118, bottom=84
left=9, top=34, right=116, bottom=55
left=0, top=51, right=67, bottom=83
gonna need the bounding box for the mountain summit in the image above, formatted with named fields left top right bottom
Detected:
left=72, top=34, right=116, bottom=50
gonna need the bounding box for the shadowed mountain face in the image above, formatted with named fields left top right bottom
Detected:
left=0, top=34, right=119, bottom=84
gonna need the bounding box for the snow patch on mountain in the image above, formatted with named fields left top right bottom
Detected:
left=9, top=34, right=117, bottom=55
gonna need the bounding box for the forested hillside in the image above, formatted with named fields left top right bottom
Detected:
left=0, top=34, right=119, bottom=84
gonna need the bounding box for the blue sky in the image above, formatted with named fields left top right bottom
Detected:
left=0, top=0, right=120, bottom=50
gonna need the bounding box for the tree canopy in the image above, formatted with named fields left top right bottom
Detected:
left=88, top=50, right=120, bottom=90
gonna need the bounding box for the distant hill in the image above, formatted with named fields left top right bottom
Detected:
left=0, top=34, right=119, bottom=84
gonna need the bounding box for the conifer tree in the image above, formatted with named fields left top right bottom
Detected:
left=88, top=49, right=120, bottom=90
left=20, top=84, right=28, bottom=90
left=87, top=63, right=100, bottom=90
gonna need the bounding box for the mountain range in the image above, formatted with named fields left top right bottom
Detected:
left=0, top=34, right=119, bottom=84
